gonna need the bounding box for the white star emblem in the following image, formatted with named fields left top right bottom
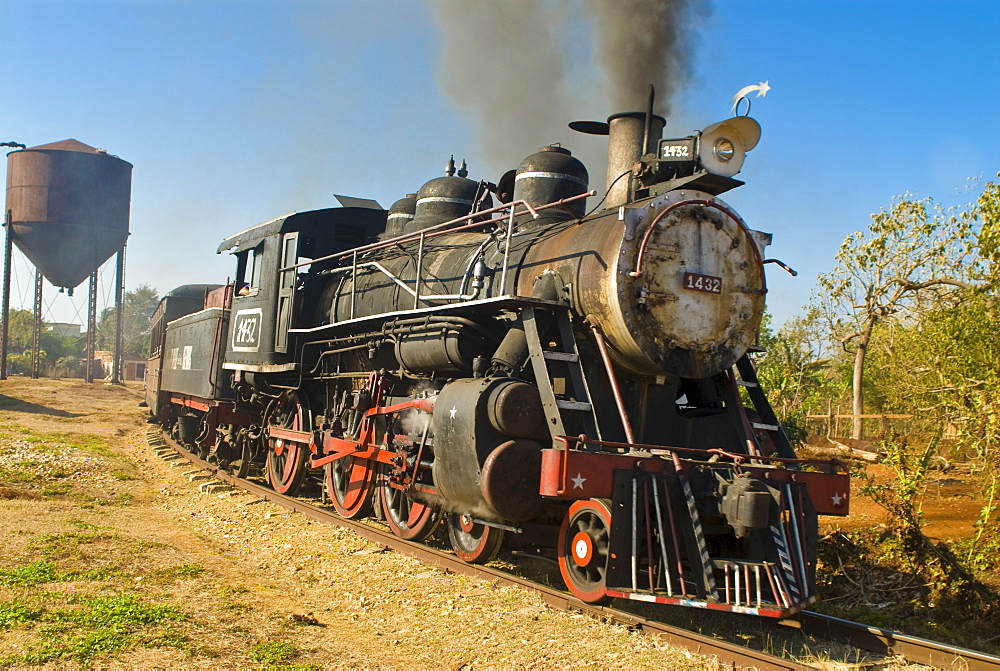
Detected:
left=450, top=406, right=457, bottom=419
left=831, top=492, right=844, bottom=506
left=571, top=473, right=587, bottom=490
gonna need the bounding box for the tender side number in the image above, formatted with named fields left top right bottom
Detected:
left=683, top=272, right=722, bottom=294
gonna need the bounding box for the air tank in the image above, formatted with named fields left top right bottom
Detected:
left=5, top=139, right=132, bottom=290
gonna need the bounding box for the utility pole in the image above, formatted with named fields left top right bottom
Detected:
left=112, top=245, right=125, bottom=384
left=0, top=142, right=25, bottom=380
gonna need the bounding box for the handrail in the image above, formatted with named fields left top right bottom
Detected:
left=554, top=434, right=849, bottom=473
left=281, top=191, right=591, bottom=275
left=290, top=190, right=595, bottom=313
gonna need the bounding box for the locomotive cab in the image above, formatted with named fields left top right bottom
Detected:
left=217, top=207, right=387, bottom=373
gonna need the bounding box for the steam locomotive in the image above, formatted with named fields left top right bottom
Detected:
left=145, top=107, right=849, bottom=617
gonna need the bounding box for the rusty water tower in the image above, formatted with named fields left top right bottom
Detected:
left=3, top=139, right=132, bottom=382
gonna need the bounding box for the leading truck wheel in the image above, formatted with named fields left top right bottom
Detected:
left=265, top=392, right=311, bottom=495
left=558, top=499, right=612, bottom=604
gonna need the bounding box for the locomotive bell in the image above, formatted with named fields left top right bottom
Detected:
left=512, top=145, right=589, bottom=219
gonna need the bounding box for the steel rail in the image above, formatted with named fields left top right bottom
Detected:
left=147, top=427, right=1000, bottom=670
left=791, top=611, right=1000, bottom=670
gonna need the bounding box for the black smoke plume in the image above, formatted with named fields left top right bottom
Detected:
left=430, top=0, right=709, bottom=179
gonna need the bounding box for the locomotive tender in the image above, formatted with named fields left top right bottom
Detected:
left=146, top=107, right=849, bottom=617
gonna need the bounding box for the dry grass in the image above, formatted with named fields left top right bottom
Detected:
left=0, top=378, right=713, bottom=668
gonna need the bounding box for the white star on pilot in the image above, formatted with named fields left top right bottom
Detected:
left=450, top=406, right=457, bottom=419
left=831, top=492, right=844, bottom=506
left=571, top=473, right=587, bottom=489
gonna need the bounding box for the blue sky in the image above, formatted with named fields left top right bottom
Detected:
left=2, top=0, right=997, bottom=328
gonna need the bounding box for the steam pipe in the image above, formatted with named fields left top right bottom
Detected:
left=587, top=319, right=635, bottom=444
left=628, top=198, right=761, bottom=279
left=763, top=258, right=798, bottom=276
left=642, top=85, right=655, bottom=158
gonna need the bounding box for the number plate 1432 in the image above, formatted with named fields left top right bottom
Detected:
left=683, top=272, right=722, bottom=294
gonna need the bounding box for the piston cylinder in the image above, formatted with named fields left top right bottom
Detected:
left=432, top=377, right=546, bottom=522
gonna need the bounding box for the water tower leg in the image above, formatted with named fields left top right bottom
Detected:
left=112, top=247, right=125, bottom=385
left=86, top=271, right=97, bottom=383
left=1, top=210, right=11, bottom=381
left=31, top=269, right=42, bottom=379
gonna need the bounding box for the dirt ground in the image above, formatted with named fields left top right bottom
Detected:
left=0, top=377, right=964, bottom=669
left=808, top=453, right=988, bottom=543
left=0, top=377, right=720, bottom=669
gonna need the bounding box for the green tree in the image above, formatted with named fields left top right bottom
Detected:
left=94, top=284, right=160, bottom=357
left=813, top=195, right=979, bottom=439
left=755, top=309, right=832, bottom=441
left=867, top=292, right=1000, bottom=460
left=974, top=172, right=1000, bottom=281
left=1, top=309, right=81, bottom=376
left=864, top=174, right=1000, bottom=458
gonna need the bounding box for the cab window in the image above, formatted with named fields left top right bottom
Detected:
left=236, top=243, right=264, bottom=297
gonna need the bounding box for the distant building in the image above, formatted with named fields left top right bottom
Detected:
left=46, top=322, right=82, bottom=338
left=93, top=350, right=146, bottom=382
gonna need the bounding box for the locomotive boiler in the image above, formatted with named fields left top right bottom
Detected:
left=147, top=105, right=849, bottom=617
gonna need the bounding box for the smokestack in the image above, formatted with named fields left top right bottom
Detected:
left=605, top=112, right=665, bottom=208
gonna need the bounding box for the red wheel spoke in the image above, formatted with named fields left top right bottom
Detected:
left=326, top=456, right=375, bottom=519
left=265, top=392, right=311, bottom=495
left=447, top=514, right=504, bottom=564
left=380, top=475, right=438, bottom=541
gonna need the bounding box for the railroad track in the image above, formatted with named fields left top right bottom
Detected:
left=147, top=428, right=1000, bottom=670
left=791, top=611, right=1000, bottom=670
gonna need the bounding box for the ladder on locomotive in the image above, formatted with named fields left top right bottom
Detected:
left=733, top=353, right=811, bottom=604
left=733, top=353, right=798, bottom=460
left=521, top=305, right=601, bottom=445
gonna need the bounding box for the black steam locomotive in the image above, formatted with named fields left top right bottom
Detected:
left=145, top=108, right=849, bottom=617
